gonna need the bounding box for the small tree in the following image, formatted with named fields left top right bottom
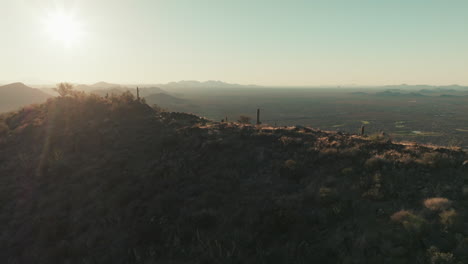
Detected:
left=54, top=83, right=75, bottom=97
left=238, top=115, right=251, bottom=124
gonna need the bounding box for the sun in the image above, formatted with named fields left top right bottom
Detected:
left=44, top=10, right=83, bottom=47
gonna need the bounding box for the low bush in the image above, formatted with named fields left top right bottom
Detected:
left=439, top=209, right=458, bottom=229
left=0, top=121, right=9, bottom=136
left=427, top=246, right=457, bottom=264
left=424, top=198, right=452, bottom=212
left=391, top=210, right=426, bottom=234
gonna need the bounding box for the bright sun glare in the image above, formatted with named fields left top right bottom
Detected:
left=44, top=10, right=83, bottom=47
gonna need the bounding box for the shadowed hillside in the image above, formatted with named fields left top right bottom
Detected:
left=0, top=82, right=51, bottom=112
left=0, top=92, right=468, bottom=263
left=145, top=92, right=186, bottom=104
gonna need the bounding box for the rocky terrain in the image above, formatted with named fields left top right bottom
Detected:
left=0, top=92, right=467, bottom=263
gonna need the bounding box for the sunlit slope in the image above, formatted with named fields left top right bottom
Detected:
left=0, top=93, right=467, bottom=263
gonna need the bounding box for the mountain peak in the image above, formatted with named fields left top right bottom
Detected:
left=90, top=82, right=121, bottom=88
left=0, top=82, right=51, bottom=112
left=0, top=82, right=29, bottom=89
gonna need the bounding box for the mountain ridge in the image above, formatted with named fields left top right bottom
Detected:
left=0, top=82, right=51, bottom=112
left=0, top=94, right=467, bottom=263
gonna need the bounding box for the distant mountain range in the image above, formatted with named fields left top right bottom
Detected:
left=350, top=86, right=468, bottom=97
left=0, top=82, right=51, bottom=112
left=15, top=80, right=468, bottom=91
left=382, top=84, right=468, bottom=91
left=375, top=90, right=426, bottom=97
left=3, top=81, right=468, bottom=115
left=30, top=80, right=259, bottom=91
left=158, top=80, right=260, bottom=90
left=75, top=81, right=123, bottom=91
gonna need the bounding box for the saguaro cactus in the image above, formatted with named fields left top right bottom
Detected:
left=136, top=87, right=140, bottom=100
left=256, top=109, right=261, bottom=125
left=361, top=125, right=365, bottom=136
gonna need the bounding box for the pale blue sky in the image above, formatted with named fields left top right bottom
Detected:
left=1, top=0, right=467, bottom=85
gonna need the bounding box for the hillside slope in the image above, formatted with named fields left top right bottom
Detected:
left=144, top=92, right=190, bottom=108
left=0, top=82, right=51, bottom=112
left=0, top=94, right=467, bottom=263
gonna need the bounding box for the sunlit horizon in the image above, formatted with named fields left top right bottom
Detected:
left=1, top=0, right=468, bottom=86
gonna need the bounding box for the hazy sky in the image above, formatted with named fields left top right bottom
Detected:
left=1, top=0, right=468, bottom=86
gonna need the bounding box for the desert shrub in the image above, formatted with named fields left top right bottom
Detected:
left=420, top=153, right=452, bottom=168
left=341, top=167, right=353, bottom=176
left=280, top=136, right=302, bottom=145
left=340, top=146, right=361, bottom=158
left=390, top=210, right=426, bottom=234
left=284, top=159, right=297, bottom=170
left=280, top=159, right=305, bottom=181
left=427, top=246, right=457, bottom=264
left=319, top=147, right=338, bottom=158
left=424, top=198, right=452, bottom=211
left=398, top=153, right=416, bottom=165
left=0, top=122, right=9, bottom=136
left=391, top=210, right=413, bottom=222
left=364, top=156, right=387, bottom=170
left=362, top=172, right=383, bottom=200
left=439, top=209, right=458, bottom=229
left=319, top=187, right=338, bottom=204
left=238, top=115, right=251, bottom=124
left=368, top=133, right=386, bottom=143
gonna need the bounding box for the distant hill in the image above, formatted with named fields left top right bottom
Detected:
left=375, top=90, right=426, bottom=97
left=75, top=82, right=122, bottom=92
left=89, top=88, right=130, bottom=97
left=383, top=84, right=468, bottom=91
left=90, top=81, right=121, bottom=89
left=160, top=80, right=260, bottom=90
left=0, top=94, right=467, bottom=263
left=0, top=82, right=51, bottom=112
left=350, top=91, right=368, bottom=95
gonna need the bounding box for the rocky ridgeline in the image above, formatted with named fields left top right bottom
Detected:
left=0, top=95, right=467, bottom=263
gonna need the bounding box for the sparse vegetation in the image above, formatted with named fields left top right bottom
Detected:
left=427, top=246, right=457, bottom=264
left=0, top=93, right=467, bottom=263
left=238, top=115, right=251, bottom=124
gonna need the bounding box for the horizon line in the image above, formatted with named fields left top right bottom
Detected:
left=2, top=80, right=468, bottom=88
